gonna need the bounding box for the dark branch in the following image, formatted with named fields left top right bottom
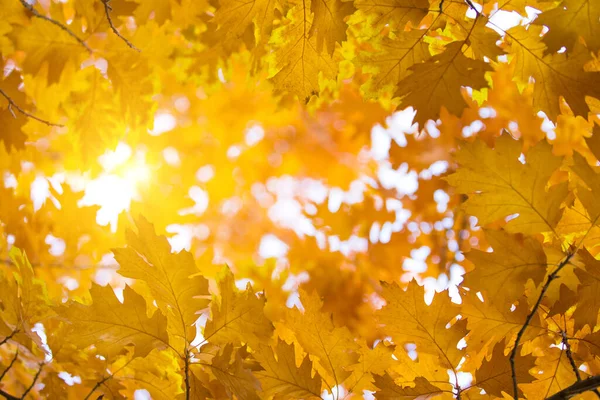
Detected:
left=0, top=329, right=18, bottom=347
left=510, top=250, right=575, bottom=399
left=184, top=349, right=191, bottom=400
left=547, top=376, right=600, bottom=400
left=20, top=362, right=44, bottom=399
left=100, top=0, right=140, bottom=51
left=18, top=0, right=92, bottom=53
left=0, top=388, right=19, bottom=400
left=0, top=88, right=63, bottom=127
left=0, top=351, right=19, bottom=382
left=560, top=328, right=600, bottom=399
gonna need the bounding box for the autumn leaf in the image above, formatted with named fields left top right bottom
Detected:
left=309, top=0, right=355, bottom=55
left=113, top=216, right=210, bottom=350
left=210, top=344, right=262, bottom=400
left=506, top=26, right=600, bottom=119
left=373, top=374, right=444, bottom=400
left=203, top=266, right=274, bottom=348
left=57, top=284, right=168, bottom=359
left=396, top=41, right=493, bottom=126
left=447, top=135, right=568, bottom=235
left=463, top=229, right=547, bottom=306
left=475, top=340, right=536, bottom=398
left=253, top=339, right=322, bottom=399
left=533, top=0, right=600, bottom=54
left=376, top=280, right=467, bottom=371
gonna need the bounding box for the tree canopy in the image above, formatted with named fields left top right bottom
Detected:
left=1, top=0, right=600, bottom=398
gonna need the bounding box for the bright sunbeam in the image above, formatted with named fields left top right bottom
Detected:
left=80, top=143, right=151, bottom=230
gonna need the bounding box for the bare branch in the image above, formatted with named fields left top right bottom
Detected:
left=18, top=0, right=92, bottom=53
left=560, top=327, right=600, bottom=399
left=510, top=250, right=575, bottom=399
left=0, top=329, right=18, bottom=347
left=20, top=362, right=44, bottom=399
left=184, top=349, right=191, bottom=400
left=0, top=351, right=19, bottom=382
left=0, top=388, right=19, bottom=400
left=0, top=88, right=63, bottom=127
left=100, top=0, right=140, bottom=51
left=547, top=376, right=600, bottom=400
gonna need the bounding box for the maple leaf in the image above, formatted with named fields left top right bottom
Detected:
left=533, top=0, right=600, bottom=54
left=203, top=266, right=274, bottom=348
left=463, top=229, right=547, bottom=306
left=358, top=29, right=431, bottom=94
left=396, top=41, right=493, bottom=127
left=461, top=292, right=543, bottom=360
left=112, top=216, right=210, bottom=350
left=447, top=135, right=568, bottom=235
left=376, top=281, right=467, bottom=373
left=475, top=340, right=536, bottom=398
left=505, top=26, right=600, bottom=119
left=253, top=339, right=322, bottom=398
left=270, top=0, right=339, bottom=98
left=373, top=374, right=444, bottom=400
left=210, top=0, right=278, bottom=45
left=309, top=0, right=355, bottom=55
left=282, top=290, right=360, bottom=389
left=57, top=284, right=168, bottom=359
left=569, top=152, right=600, bottom=226
left=344, top=341, right=395, bottom=394
left=353, top=0, right=428, bottom=29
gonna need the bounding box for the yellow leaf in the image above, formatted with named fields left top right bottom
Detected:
left=376, top=281, right=466, bottom=370
left=354, top=0, right=428, bottom=29
left=463, top=229, right=547, bottom=306
left=270, top=0, right=339, bottom=98
left=58, top=284, right=168, bottom=359
left=373, top=374, right=444, bottom=400
left=447, top=135, right=568, bottom=235
left=475, top=340, right=536, bottom=398
left=506, top=26, right=600, bottom=119
left=533, top=0, right=600, bottom=54
left=396, top=41, right=492, bottom=127
left=310, top=0, right=355, bottom=55
left=113, top=216, right=210, bottom=350
left=283, top=290, right=360, bottom=389
left=203, top=266, right=274, bottom=348
left=210, top=344, right=262, bottom=400
left=254, top=339, right=322, bottom=399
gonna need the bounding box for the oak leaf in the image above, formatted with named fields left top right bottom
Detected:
left=203, top=266, right=274, bottom=348
left=58, top=284, right=168, bottom=359
left=253, top=339, right=322, bottom=399
left=447, top=135, right=568, bottom=234
left=373, top=374, right=444, bottom=400
left=113, top=216, right=210, bottom=350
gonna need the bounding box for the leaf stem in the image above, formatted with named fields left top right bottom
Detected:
left=18, top=0, right=92, bottom=53
left=100, top=0, right=140, bottom=51
left=0, top=88, right=63, bottom=127
left=510, top=250, right=575, bottom=399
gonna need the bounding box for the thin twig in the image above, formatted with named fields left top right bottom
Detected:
left=184, top=349, right=191, bottom=400
left=510, top=251, right=575, bottom=399
left=0, top=388, right=19, bottom=400
left=20, top=362, right=44, bottom=399
left=0, top=329, right=18, bottom=347
left=560, top=325, right=600, bottom=399
left=18, top=0, right=91, bottom=53
left=84, top=376, right=110, bottom=400
left=547, top=375, right=600, bottom=400
left=0, top=351, right=19, bottom=382
left=100, top=0, right=140, bottom=51
left=0, top=88, right=63, bottom=127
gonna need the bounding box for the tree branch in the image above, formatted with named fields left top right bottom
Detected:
left=0, top=329, right=18, bottom=347
left=0, top=351, right=19, bottom=382
left=510, top=250, right=575, bottom=400
left=0, top=388, right=19, bottom=400
left=0, top=88, right=63, bottom=127
left=18, top=0, right=92, bottom=53
left=20, top=362, right=44, bottom=399
left=547, top=376, right=600, bottom=400
left=560, top=327, right=600, bottom=399
left=184, top=349, right=190, bottom=400
left=100, top=0, right=140, bottom=51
